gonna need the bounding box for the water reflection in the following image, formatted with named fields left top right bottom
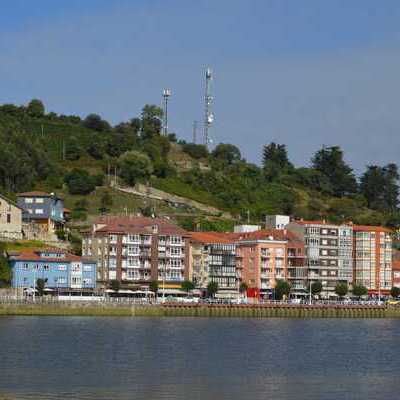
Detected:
left=0, top=317, right=399, bottom=400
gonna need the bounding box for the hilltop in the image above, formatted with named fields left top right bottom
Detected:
left=0, top=99, right=399, bottom=234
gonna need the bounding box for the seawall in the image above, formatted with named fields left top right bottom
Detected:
left=1, top=303, right=400, bottom=318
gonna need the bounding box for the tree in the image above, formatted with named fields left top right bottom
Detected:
left=110, top=279, right=121, bottom=293
left=361, top=164, right=400, bottom=212
left=239, top=282, right=248, bottom=295
left=83, top=113, right=110, bottom=132
left=99, top=190, right=113, bottom=213
left=0, top=243, right=11, bottom=287
left=274, top=279, right=291, bottom=300
left=65, top=137, right=82, bottom=161
left=390, top=286, right=400, bottom=298
left=181, top=280, right=195, bottom=296
left=352, top=284, right=368, bottom=299
left=310, top=281, right=323, bottom=295
left=212, top=143, right=241, bottom=164
left=140, top=104, right=163, bottom=140
left=207, top=281, right=218, bottom=298
left=64, top=169, right=95, bottom=195
left=312, top=146, right=357, bottom=197
left=335, top=282, right=348, bottom=299
left=36, top=278, right=47, bottom=296
left=118, top=151, right=153, bottom=186
left=149, top=280, right=159, bottom=294
left=87, top=138, right=106, bottom=160
left=27, top=99, right=45, bottom=118
left=262, top=142, right=293, bottom=182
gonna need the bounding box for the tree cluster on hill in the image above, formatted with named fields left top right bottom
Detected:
left=0, top=99, right=399, bottom=228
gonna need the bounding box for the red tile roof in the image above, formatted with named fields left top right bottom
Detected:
left=17, top=191, right=53, bottom=197
left=189, top=231, right=234, bottom=244
left=93, top=216, right=188, bottom=236
left=7, top=248, right=84, bottom=262
left=189, top=229, right=303, bottom=245
left=352, top=225, right=392, bottom=233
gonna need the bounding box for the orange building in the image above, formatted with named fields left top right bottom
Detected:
left=352, top=225, right=392, bottom=295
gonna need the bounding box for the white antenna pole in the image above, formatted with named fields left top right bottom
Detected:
left=204, top=67, right=214, bottom=149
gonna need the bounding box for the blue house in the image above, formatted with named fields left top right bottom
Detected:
left=17, top=192, right=64, bottom=236
left=8, top=248, right=97, bottom=291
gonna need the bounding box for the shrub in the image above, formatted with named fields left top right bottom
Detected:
left=64, top=169, right=95, bottom=195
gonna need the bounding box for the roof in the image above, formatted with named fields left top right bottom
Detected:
left=0, top=193, right=23, bottom=210
left=189, top=229, right=303, bottom=245
left=292, top=219, right=338, bottom=226
left=189, top=231, right=234, bottom=244
left=7, top=248, right=84, bottom=263
left=352, top=225, right=392, bottom=233
left=234, top=229, right=302, bottom=244
left=93, top=216, right=188, bottom=236
left=17, top=191, right=53, bottom=197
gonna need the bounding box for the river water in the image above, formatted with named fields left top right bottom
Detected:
left=0, top=317, right=398, bottom=400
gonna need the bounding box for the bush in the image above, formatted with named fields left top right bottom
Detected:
left=64, top=169, right=95, bottom=195
left=182, top=143, right=208, bottom=159
left=93, top=173, right=105, bottom=187
left=65, top=137, right=82, bottom=161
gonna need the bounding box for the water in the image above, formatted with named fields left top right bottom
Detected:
left=0, top=317, right=399, bottom=400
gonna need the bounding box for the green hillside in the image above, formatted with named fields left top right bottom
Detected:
left=0, top=99, right=399, bottom=232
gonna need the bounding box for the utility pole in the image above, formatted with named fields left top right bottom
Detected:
left=204, top=67, right=214, bottom=149
left=162, top=89, right=171, bottom=136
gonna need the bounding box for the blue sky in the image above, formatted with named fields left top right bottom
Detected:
left=1, top=0, right=400, bottom=172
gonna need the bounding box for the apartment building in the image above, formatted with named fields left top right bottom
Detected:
left=286, top=220, right=353, bottom=295
left=234, top=229, right=305, bottom=298
left=82, top=216, right=190, bottom=290
left=352, top=225, right=392, bottom=294
left=189, top=232, right=237, bottom=296
left=8, top=248, right=96, bottom=291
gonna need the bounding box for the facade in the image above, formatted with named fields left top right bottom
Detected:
left=352, top=225, right=392, bottom=294
left=8, top=248, right=96, bottom=290
left=392, top=260, right=400, bottom=288
left=189, top=232, right=237, bottom=296
left=17, top=192, right=64, bottom=238
left=82, top=216, right=190, bottom=290
left=233, top=225, right=261, bottom=233
left=286, top=220, right=353, bottom=295
left=265, top=215, right=290, bottom=230
left=234, top=229, right=305, bottom=298
left=0, top=194, right=23, bottom=240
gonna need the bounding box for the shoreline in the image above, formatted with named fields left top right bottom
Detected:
left=1, top=303, right=399, bottom=318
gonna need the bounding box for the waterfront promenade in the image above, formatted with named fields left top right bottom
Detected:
left=0, top=299, right=399, bottom=318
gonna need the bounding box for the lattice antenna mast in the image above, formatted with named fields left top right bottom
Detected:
left=162, top=89, right=171, bottom=136
left=204, top=67, right=214, bottom=148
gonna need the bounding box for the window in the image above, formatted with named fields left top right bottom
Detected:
left=43, top=265, right=49, bottom=270
left=35, top=198, right=44, bottom=204
left=6, top=214, right=11, bottom=223
left=35, top=209, right=44, bottom=215
left=25, top=198, right=33, bottom=203
left=23, top=263, right=29, bottom=270
left=83, top=265, right=92, bottom=271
